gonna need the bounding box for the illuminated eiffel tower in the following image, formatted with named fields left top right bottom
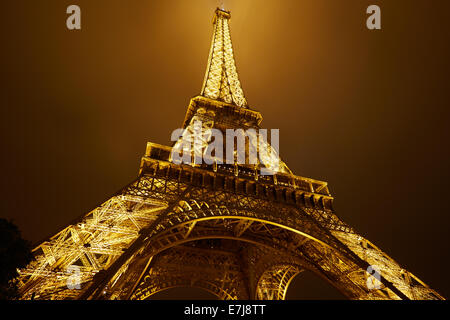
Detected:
left=17, top=8, right=443, bottom=300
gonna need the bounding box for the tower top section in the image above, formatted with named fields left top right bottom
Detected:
left=200, top=8, right=248, bottom=108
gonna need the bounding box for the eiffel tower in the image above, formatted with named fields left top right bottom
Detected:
left=17, top=8, right=443, bottom=300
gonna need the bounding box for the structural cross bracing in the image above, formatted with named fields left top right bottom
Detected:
left=15, top=8, right=444, bottom=301
left=201, top=8, right=248, bottom=108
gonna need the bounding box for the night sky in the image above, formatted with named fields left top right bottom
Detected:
left=1, top=0, right=449, bottom=299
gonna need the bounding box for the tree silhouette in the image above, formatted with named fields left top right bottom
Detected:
left=0, top=218, right=33, bottom=299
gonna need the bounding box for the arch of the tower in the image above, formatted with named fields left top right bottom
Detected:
left=96, top=205, right=391, bottom=301
left=133, top=274, right=240, bottom=300
left=255, top=264, right=303, bottom=300
left=129, top=240, right=307, bottom=301
left=130, top=242, right=249, bottom=300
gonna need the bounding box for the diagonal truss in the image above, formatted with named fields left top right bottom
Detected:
left=16, top=156, right=444, bottom=300
left=15, top=7, right=445, bottom=301
left=201, top=8, right=248, bottom=108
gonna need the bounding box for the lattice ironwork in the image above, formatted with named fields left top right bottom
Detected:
left=15, top=8, right=444, bottom=301
left=201, top=9, right=248, bottom=108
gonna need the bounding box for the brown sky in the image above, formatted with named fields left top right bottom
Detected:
left=1, top=0, right=449, bottom=299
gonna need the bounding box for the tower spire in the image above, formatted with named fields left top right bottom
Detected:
left=200, top=8, right=248, bottom=108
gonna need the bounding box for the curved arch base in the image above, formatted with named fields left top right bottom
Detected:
left=130, top=240, right=305, bottom=301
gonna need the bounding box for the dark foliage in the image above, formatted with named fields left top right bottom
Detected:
left=0, top=218, right=33, bottom=299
